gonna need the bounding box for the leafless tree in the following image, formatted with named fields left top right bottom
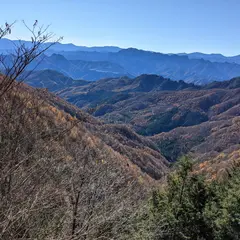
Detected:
left=0, top=21, right=143, bottom=240
left=0, top=20, right=65, bottom=239
left=60, top=138, right=141, bottom=240
left=0, top=89, right=142, bottom=239
left=0, top=20, right=62, bottom=98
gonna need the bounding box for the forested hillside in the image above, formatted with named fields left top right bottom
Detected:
left=0, top=21, right=240, bottom=240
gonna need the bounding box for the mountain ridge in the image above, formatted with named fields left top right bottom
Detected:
left=23, top=70, right=240, bottom=176
left=58, top=48, right=240, bottom=84
left=2, top=38, right=240, bottom=84
left=178, top=52, right=240, bottom=64
left=0, top=38, right=122, bottom=53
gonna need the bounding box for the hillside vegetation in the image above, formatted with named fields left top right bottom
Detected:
left=130, top=157, right=240, bottom=240
left=2, top=77, right=239, bottom=240
left=26, top=72, right=240, bottom=176
left=1, top=22, right=240, bottom=240
left=1, top=80, right=165, bottom=239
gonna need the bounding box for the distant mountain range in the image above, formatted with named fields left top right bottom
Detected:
left=23, top=50, right=240, bottom=84
left=2, top=38, right=240, bottom=84
left=0, top=38, right=121, bottom=53
left=24, top=70, right=198, bottom=93
left=1, top=53, right=133, bottom=81
left=28, top=53, right=133, bottom=80
left=61, top=48, right=240, bottom=84
left=178, top=52, right=240, bottom=65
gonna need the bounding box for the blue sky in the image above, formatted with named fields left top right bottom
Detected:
left=1, top=0, right=239, bottom=55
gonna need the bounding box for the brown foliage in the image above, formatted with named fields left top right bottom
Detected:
left=0, top=82, right=150, bottom=239
left=0, top=22, right=155, bottom=239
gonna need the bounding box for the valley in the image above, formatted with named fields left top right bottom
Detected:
left=25, top=70, right=240, bottom=172
left=0, top=11, right=240, bottom=239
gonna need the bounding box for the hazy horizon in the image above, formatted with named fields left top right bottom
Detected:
left=2, top=37, right=240, bottom=57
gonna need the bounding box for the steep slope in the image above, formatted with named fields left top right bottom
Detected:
left=2, top=80, right=167, bottom=239
left=2, top=80, right=168, bottom=179
left=37, top=87, right=169, bottom=179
